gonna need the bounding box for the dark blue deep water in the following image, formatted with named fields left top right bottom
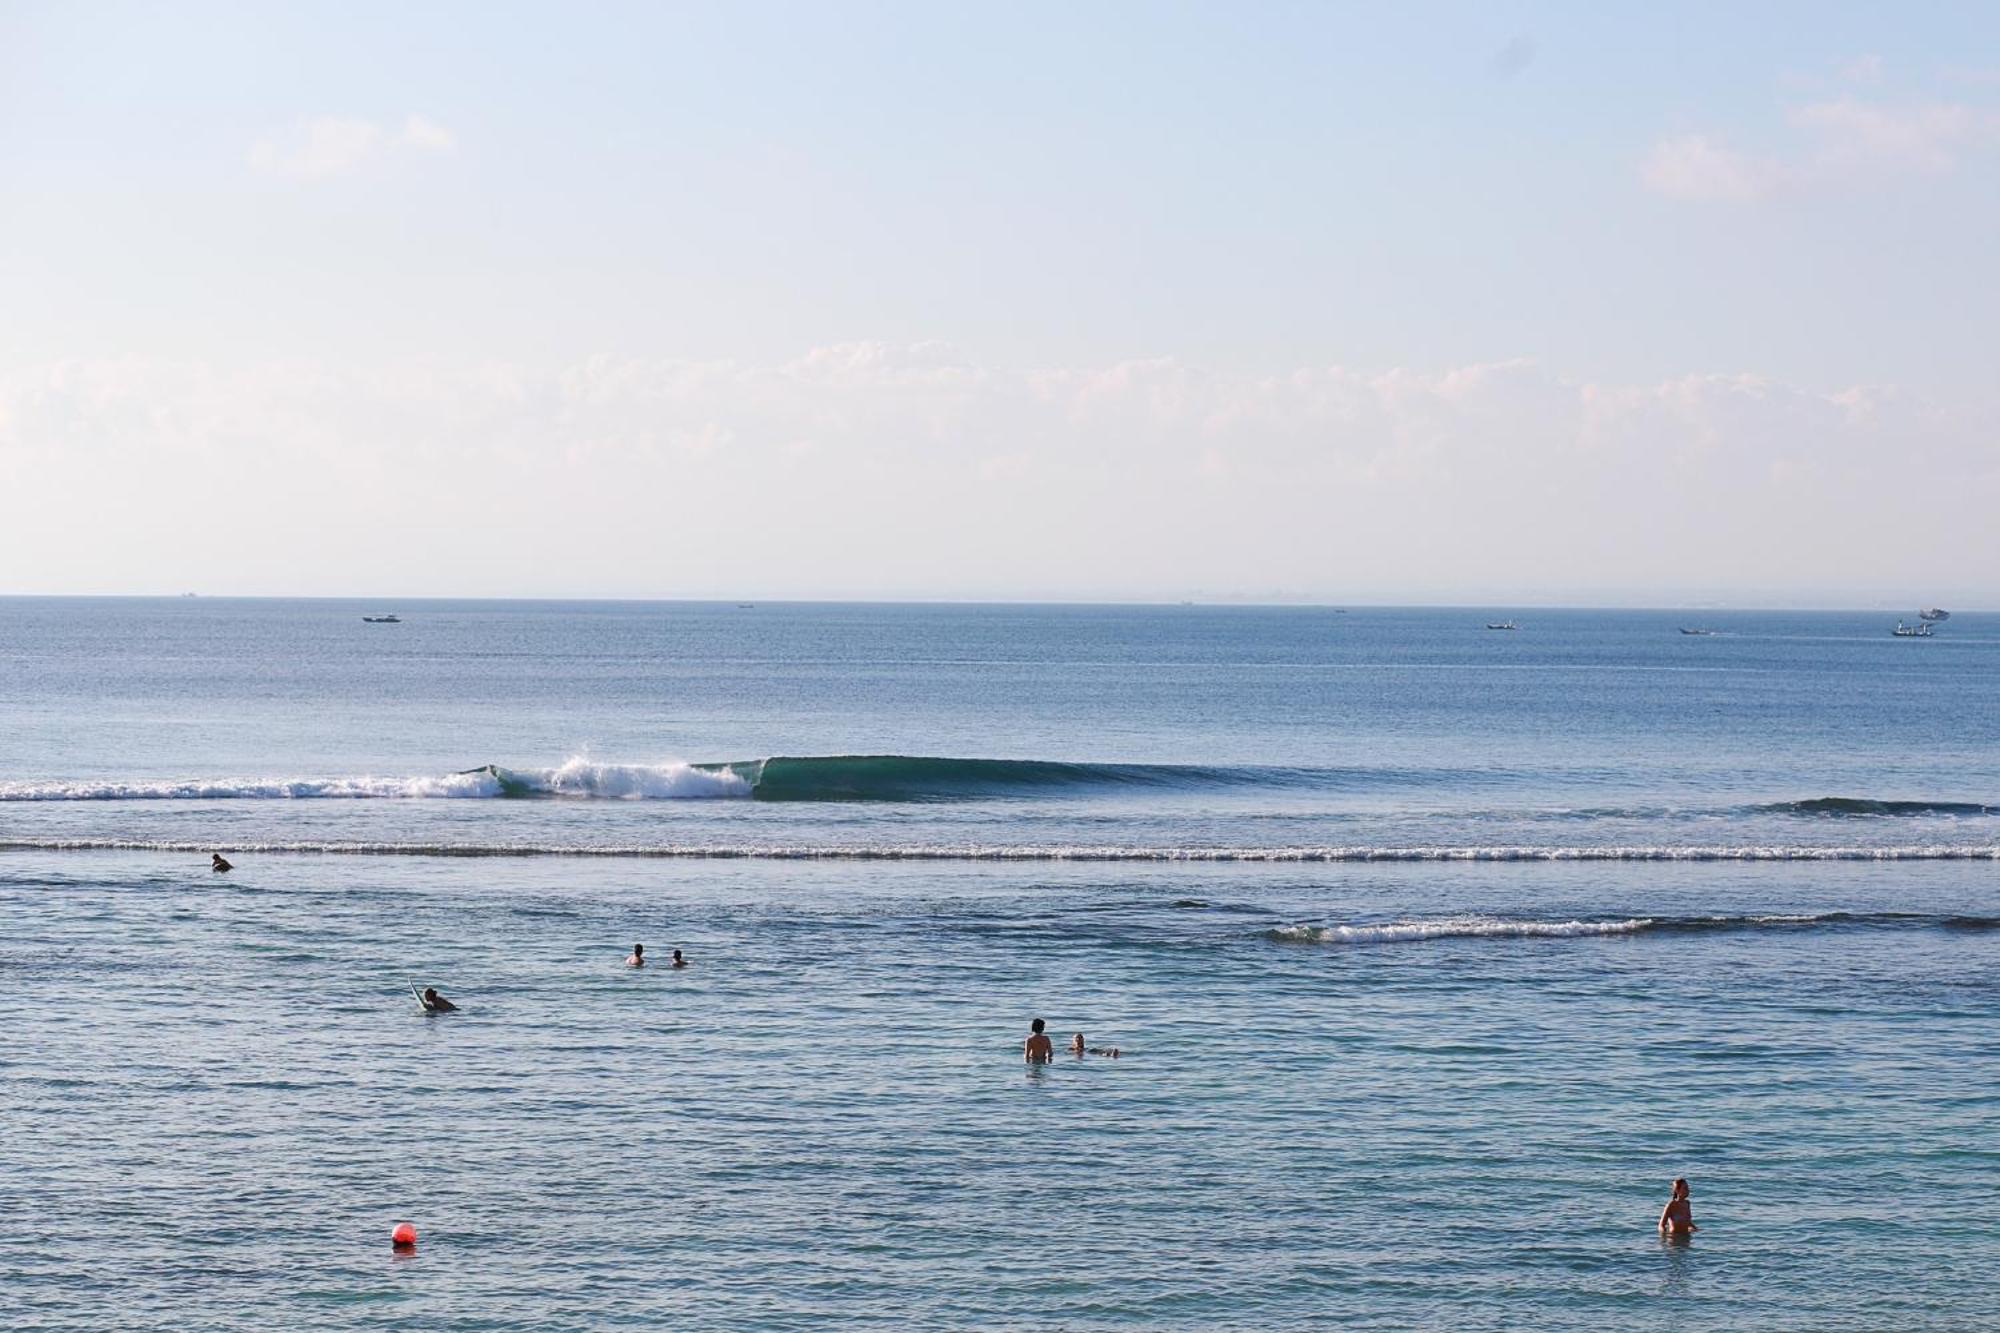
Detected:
left=3, top=599, right=1997, bottom=1328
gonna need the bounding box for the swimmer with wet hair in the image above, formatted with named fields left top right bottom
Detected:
left=671, top=949, right=687, bottom=968
left=1658, top=1178, right=1697, bottom=1236
left=211, top=853, right=233, bottom=872
left=627, top=943, right=645, bottom=967
left=1024, top=1017, right=1053, bottom=1063
left=419, top=987, right=458, bottom=1013
left=1071, top=1031, right=1121, bottom=1058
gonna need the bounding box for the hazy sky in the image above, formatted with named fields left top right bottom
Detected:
left=4, top=1, right=1997, bottom=603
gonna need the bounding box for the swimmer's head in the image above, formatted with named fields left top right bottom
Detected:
left=1071, top=1032, right=1085, bottom=1051
left=1031, top=1018, right=1046, bottom=1034
left=1672, top=1178, right=1689, bottom=1198
left=423, top=988, right=438, bottom=1001
left=633, top=943, right=643, bottom=956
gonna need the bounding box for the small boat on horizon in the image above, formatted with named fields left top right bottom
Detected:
left=362, top=613, right=402, bottom=624
left=1892, top=621, right=1933, bottom=638
left=1920, top=607, right=1950, bottom=621
left=1485, top=621, right=1519, bottom=631
left=1679, top=627, right=1716, bottom=636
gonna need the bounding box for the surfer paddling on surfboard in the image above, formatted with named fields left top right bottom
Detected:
left=414, top=985, right=458, bottom=1013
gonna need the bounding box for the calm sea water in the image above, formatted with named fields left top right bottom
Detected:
left=3, top=598, right=1997, bottom=1329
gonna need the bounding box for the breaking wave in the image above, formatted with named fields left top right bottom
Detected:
left=1266, top=910, right=1993, bottom=945
left=4, top=756, right=1997, bottom=813
left=0, top=759, right=750, bottom=802
left=0, top=755, right=1410, bottom=803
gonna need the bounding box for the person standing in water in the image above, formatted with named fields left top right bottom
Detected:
left=1658, top=1178, right=1697, bottom=1237
left=627, top=943, right=645, bottom=967
left=1024, top=1018, right=1053, bottom=1063
left=671, top=949, right=687, bottom=968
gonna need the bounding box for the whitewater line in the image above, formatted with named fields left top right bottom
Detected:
left=2, top=840, right=1998, bottom=862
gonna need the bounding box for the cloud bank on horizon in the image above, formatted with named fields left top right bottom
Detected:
left=2, top=2, right=1996, bottom=603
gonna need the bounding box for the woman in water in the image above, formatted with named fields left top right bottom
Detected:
left=1658, top=1178, right=1697, bottom=1237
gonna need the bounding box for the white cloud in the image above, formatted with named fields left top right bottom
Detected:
left=399, top=114, right=457, bottom=153
left=3, top=347, right=1994, bottom=601
left=1642, top=96, right=2000, bottom=202
left=1640, top=134, right=1787, bottom=202
left=248, top=114, right=458, bottom=179
left=1789, top=98, right=1998, bottom=174
left=247, top=116, right=384, bottom=179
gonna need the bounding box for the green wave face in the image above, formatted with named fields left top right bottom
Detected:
left=741, top=755, right=1245, bottom=802
left=1768, top=797, right=2000, bottom=817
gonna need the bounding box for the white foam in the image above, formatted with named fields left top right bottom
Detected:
left=517, top=758, right=751, bottom=799
left=0, top=772, right=502, bottom=800
left=0, top=758, right=751, bottom=802
left=2, top=840, right=1998, bottom=861
left=1270, top=916, right=1656, bottom=944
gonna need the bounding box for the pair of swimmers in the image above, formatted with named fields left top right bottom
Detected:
left=626, top=943, right=686, bottom=968
left=1023, top=1017, right=1120, bottom=1062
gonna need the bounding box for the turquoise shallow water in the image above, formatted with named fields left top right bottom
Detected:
left=4, top=855, right=1998, bottom=1329
left=2, top=599, right=1998, bottom=1327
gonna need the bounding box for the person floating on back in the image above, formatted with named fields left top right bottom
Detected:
left=211, top=853, right=233, bottom=872
left=1071, top=1031, right=1121, bottom=1058
left=419, top=987, right=458, bottom=1013
left=1024, top=1017, right=1053, bottom=1063
left=627, top=943, right=645, bottom=967
left=1659, top=1177, right=1697, bottom=1237
left=671, top=949, right=687, bottom=968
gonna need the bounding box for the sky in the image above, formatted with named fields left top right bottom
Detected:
left=3, top=0, right=1998, bottom=605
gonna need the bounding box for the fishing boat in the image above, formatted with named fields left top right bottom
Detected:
left=1891, top=621, right=1933, bottom=638
left=1920, top=608, right=1950, bottom=622
left=362, top=613, right=402, bottom=624
left=1485, top=621, right=1519, bottom=631
left=1679, top=627, right=1715, bottom=636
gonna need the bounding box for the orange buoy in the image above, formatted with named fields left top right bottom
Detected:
left=391, top=1222, right=418, bottom=1247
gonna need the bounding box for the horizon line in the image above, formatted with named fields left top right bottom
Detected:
left=0, top=592, right=1984, bottom=615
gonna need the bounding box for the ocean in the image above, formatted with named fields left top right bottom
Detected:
left=2, top=597, right=1996, bottom=1329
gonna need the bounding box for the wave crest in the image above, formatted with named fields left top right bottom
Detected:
left=5, top=756, right=1999, bottom=811
left=1266, top=910, right=1980, bottom=945
left=1761, top=797, right=2000, bottom=818
left=0, top=760, right=752, bottom=802
left=0, top=755, right=1487, bottom=804
left=3, top=839, right=1999, bottom=862
left=1269, top=916, right=1656, bottom=943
